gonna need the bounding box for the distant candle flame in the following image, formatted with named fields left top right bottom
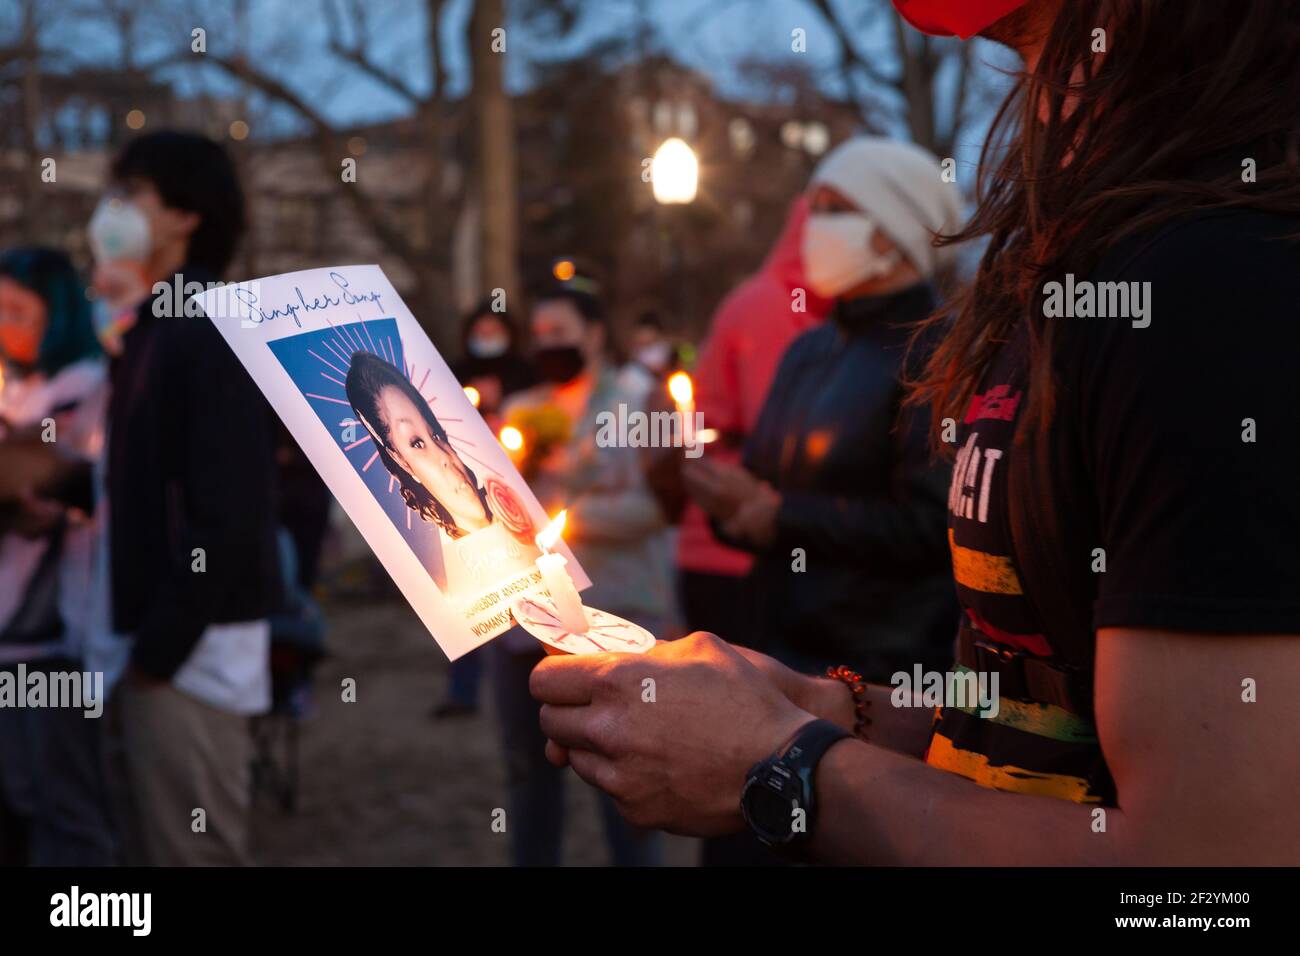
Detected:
left=667, top=371, right=693, bottom=406
left=464, top=385, right=481, bottom=408
left=536, top=510, right=567, bottom=553
left=499, top=425, right=524, bottom=452
left=697, top=427, right=719, bottom=444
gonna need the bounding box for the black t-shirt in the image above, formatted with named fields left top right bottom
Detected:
left=928, top=209, right=1300, bottom=805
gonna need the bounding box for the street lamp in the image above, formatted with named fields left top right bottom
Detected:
left=651, top=137, right=698, bottom=330
left=651, top=137, right=699, bottom=205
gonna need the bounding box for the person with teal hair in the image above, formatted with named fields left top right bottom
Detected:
left=0, top=246, right=114, bottom=866
left=0, top=247, right=101, bottom=378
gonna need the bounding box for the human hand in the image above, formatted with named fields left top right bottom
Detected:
left=530, top=631, right=814, bottom=836
left=681, top=459, right=762, bottom=522
left=720, top=480, right=781, bottom=548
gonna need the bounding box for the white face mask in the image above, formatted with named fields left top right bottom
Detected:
left=634, top=341, right=672, bottom=371
left=801, top=212, right=900, bottom=299
left=88, top=197, right=151, bottom=264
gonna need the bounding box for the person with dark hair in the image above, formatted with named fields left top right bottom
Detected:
left=490, top=279, right=674, bottom=866
left=108, top=131, right=246, bottom=276
left=88, top=131, right=282, bottom=866
left=431, top=301, right=537, bottom=719
left=628, top=310, right=675, bottom=378
left=455, top=299, right=536, bottom=427
left=0, top=248, right=114, bottom=866
left=530, top=0, right=1300, bottom=865
left=345, top=350, right=493, bottom=539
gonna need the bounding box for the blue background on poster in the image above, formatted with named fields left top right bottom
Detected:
left=266, top=317, right=446, bottom=583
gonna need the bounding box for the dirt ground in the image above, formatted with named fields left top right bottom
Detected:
left=250, top=596, right=698, bottom=867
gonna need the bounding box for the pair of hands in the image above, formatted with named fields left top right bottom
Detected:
left=682, top=459, right=781, bottom=549
left=530, top=631, right=844, bottom=836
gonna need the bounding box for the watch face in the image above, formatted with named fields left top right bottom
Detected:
left=744, top=774, right=799, bottom=843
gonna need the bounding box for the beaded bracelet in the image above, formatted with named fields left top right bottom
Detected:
left=825, top=665, right=872, bottom=741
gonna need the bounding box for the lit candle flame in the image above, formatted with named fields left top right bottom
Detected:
left=536, top=510, right=567, bottom=554
left=667, top=371, right=693, bottom=407
left=499, top=425, right=524, bottom=452
left=697, top=427, right=718, bottom=444
left=464, top=385, right=481, bottom=408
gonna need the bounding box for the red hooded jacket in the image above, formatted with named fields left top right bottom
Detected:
left=677, top=196, right=833, bottom=576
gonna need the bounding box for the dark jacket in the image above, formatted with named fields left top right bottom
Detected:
left=106, top=266, right=282, bottom=680
left=736, top=283, right=957, bottom=679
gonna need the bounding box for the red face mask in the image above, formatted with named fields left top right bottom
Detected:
left=891, top=0, right=1031, bottom=39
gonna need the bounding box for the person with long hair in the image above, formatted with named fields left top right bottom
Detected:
left=345, top=350, right=494, bottom=540
left=529, top=0, right=1300, bottom=864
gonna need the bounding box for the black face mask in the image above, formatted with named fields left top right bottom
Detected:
left=533, top=345, right=585, bottom=384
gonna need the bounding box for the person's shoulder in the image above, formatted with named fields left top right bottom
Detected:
left=1070, top=207, right=1300, bottom=353
left=1094, top=207, right=1300, bottom=285
left=784, top=321, right=838, bottom=360
left=1065, top=208, right=1300, bottom=404
left=706, top=270, right=788, bottom=338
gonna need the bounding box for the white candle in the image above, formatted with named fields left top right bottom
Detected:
left=668, top=372, right=696, bottom=449
left=535, top=511, right=588, bottom=634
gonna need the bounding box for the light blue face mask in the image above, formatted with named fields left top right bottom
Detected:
left=468, top=336, right=509, bottom=359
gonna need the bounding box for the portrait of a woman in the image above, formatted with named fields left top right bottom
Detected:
left=345, top=350, right=492, bottom=539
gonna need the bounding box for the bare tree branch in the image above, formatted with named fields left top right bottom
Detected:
left=808, top=0, right=901, bottom=90
left=321, top=0, right=424, bottom=105
left=203, top=51, right=427, bottom=273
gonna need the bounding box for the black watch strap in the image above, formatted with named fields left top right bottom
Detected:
left=741, top=718, right=850, bottom=853
left=775, top=717, right=848, bottom=764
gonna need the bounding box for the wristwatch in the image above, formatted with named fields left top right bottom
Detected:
left=740, top=718, right=850, bottom=853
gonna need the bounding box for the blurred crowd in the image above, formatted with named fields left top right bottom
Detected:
left=0, top=125, right=962, bottom=867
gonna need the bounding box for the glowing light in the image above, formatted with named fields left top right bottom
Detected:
left=536, top=510, right=567, bottom=553
left=697, top=428, right=719, bottom=444
left=667, top=371, right=694, bottom=407
left=651, top=138, right=699, bottom=205
left=229, top=120, right=250, bottom=141
left=125, top=109, right=146, bottom=130
left=499, top=425, right=524, bottom=452
left=552, top=259, right=576, bottom=282
left=464, top=385, right=481, bottom=408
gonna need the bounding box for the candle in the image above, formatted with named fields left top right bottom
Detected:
left=667, top=371, right=696, bottom=449
left=534, top=510, right=588, bottom=634
left=499, top=424, right=524, bottom=455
